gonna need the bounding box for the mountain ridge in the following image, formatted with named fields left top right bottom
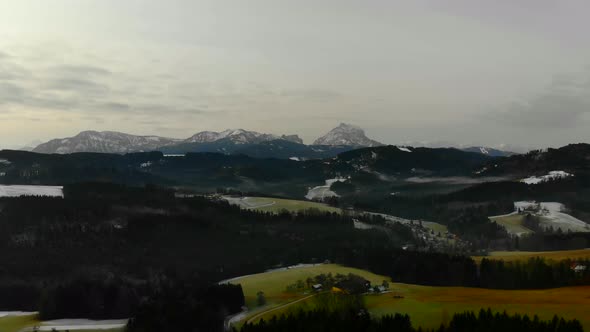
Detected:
left=30, top=124, right=517, bottom=158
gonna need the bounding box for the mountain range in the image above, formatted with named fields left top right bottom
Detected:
left=30, top=123, right=515, bottom=158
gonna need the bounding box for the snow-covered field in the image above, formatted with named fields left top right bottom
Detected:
left=515, top=201, right=589, bottom=233
left=223, top=196, right=276, bottom=209
left=0, top=185, right=64, bottom=198
left=36, top=319, right=128, bottom=331
left=305, top=178, right=346, bottom=200
left=522, top=171, right=573, bottom=185
left=0, top=313, right=126, bottom=331
left=0, top=311, right=36, bottom=317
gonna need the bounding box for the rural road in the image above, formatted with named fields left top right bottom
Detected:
left=224, top=308, right=249, bottom=331
left=245, top=294, right=317, bottom=325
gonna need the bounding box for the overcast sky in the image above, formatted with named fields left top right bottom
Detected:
left=1, top=0, right=589, bottom=150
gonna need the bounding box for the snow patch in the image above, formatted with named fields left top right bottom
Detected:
left=397, top=146, right=412, bottom=153
left=0, top=185, right=64, bottom=198
left=522, top=171, right=573, bottom=184
left=515, top=201, right=589, bottom=233
left=305, top=178, right=347, bottom=201
left=38, top=319, right=128, bottom=331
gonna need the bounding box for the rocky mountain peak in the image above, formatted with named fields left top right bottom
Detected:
left=313, top=123, right=383, bottom=147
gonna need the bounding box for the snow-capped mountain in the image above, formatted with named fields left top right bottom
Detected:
left=313, top=123, right=383, bottom=147
left=185, top=129, right=303, bottom=145
left=32, top=129, right=303, bottom=154
left=32, top=131, right=181, bottom=154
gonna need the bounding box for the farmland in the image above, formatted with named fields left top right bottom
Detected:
left=224, top=264, right=388, bottom=309
left=473, top=249, right=590, bottom=263
left=489, top=213, right=534, bottom=236
left=230, top=264, right=590, bottom=330
left=223, top=196, right=342, bottom=214
left=0, top=314, right=37, bottom=332
left=490, top=202, right=590, bottom=236
left=365, top=284, right=590, bottom=330
left=0, top=314, right=126, bottom=332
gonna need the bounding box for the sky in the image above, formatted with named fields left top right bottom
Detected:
left=1, top=0, right=590, bottom=151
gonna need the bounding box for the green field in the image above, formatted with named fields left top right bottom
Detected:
left=0, top=314, right=124, bottom=332
left=225, top=196, right=342, bottom=214
left=229, top=264, right=388, bottom=309
left=227, top=264, right=390, bottom=328
left=365, top=284, right=590, bottom=330
left=0, top=314, right=38, bottom=332
left=489, top=214, right=534, bottom=235
left=231, top=264, right=590, bottom=330
left=473, top=249, right=590, bottom=263
left=422, top=221, right=449, bottom=234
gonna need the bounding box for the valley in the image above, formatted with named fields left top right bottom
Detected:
left=0, top=143, right=589, bottom=332
left=5, top=3, right=590, bottom=331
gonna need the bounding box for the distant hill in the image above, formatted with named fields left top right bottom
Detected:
left=462, top=146, right=516, bottom=157
left=0, top=146, right=498, bottom=195
left=330, top=145, right=494, bottom=177
left=160, top=138, right=357, bottom=159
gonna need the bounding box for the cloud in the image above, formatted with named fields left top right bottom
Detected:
left=492, top=72, right=590, bottom=128
left=0, top=58, right=31, bottom=80
left=43, top=77, right=110, bottom=95
left=47, top=65, right=112, bottom=77
left=279, top=88, right=341, bottom=102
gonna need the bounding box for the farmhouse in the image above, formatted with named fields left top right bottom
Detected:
left=572, top=263, right=587, bottom=273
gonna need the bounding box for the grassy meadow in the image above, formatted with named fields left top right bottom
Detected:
left=0, top=314, right=125, bottom=332
left=0, top=314, right=38, bottom=332
left=489, top=214, right=534, bottom=235
left=225, top=196, right=342, bottom=214
left=365, top=284, right=590, bottom=330
left=473, top=249, right=590, bottom=263
left=230, top=264, right=590, bottom=330
left=229, top=264, right=388, bottom=308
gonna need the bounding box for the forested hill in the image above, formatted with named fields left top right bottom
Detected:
left=479, top=144, right=590, bottom=177
left=0, top=146, right=497, bottom=190
left=332, top=145, right=493, bottom=176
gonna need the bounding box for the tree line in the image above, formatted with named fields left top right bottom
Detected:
left=238, top=308, right=584, bottom=332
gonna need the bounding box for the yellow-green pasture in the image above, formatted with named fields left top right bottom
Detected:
left=230, top=264, right=590, bottom=331
left=0, top=314, right=38, bottom=332
left=230, top=264, right=388, bottom=309
left=473, top=249, right=590, bottom=263
left=225, top=196, right=342, bottom=214
left=366, top=284, right=590, bottom=330
left=0, top=314, right=124, bottom=332
left=489, top=214, right=534, bottom=236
